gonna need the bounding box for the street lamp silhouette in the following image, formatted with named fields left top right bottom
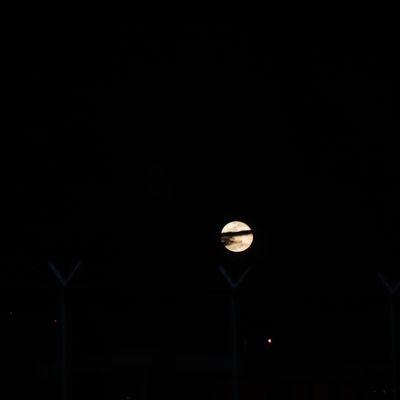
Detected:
left=378, top=272, right=400, bottom=400
left=219, top=220, right=254, bottom=400
left=48, top=259, right=81, bottom=400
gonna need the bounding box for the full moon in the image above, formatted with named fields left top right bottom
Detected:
left=221, top=221, right=253, bottom=252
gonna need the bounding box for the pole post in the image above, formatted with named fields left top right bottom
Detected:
left=60, top=290, right=68, bottom=400
left=378, top=272, right=399, bottom=400
left=389, top=299, right=398, bottom=400
left=231, top=292, right=240, bottom=400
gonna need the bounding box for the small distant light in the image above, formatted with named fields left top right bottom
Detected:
left=264, top=336, right=273, bottom=349
left=53, top=319, right=59, bottom=325
left=9, top=311, right=14, bottom=316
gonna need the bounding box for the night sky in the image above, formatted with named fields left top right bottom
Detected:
left=2, top=21, right=400, bottom=399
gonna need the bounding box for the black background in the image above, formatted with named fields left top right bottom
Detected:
left=2, top=20, right=400, bottom=398
left=3, top=21, right=400, bottom=293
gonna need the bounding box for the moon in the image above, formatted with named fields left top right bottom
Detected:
left=221, top=221, right=253, bottom=252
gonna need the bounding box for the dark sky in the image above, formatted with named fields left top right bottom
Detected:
left=2, top=22, right=400, bottom=399
left=3, top=22, right=399, bottom=297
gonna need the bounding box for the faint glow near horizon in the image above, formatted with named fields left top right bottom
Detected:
left=221, top=221, right=253, bottom=252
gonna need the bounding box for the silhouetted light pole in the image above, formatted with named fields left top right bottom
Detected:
left=378, top=272, right=400, bottom=400
left=49, top=260, right=81, bottom=400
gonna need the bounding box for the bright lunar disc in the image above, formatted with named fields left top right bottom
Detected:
left=221, top=221, right=253, bottom=252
